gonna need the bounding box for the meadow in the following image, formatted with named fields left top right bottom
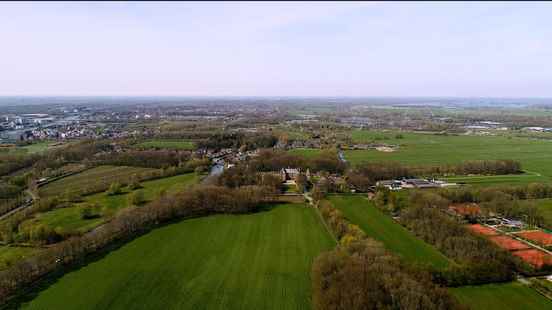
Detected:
left=27, top=173, right=198, bottom=234
left=136, top=140, right=195, bottom=150
left=38, top=165, right=158, bottom=197
left=328, top=195, right=451, bottom=270
left=451, top=282, right=552, bottom=310
left=345, top=130, right=552, bottom=183
left=21, top=204, right=335, bottom=310
left=0, top=246, right=39, bottom=270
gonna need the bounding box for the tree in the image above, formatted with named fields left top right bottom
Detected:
left=106, top=182, right=122, bottom=196
left=80, top=203, right=101, bottom=219
left=311, top=185, right=326, bottom=203
left=295, top=173, right=308, bottom=193
left=128, top=190, right=145, bottom=206
left=127, top=175, right=142, bottom=190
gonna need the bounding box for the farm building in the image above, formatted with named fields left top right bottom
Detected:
left=376, top=180, right=402, bottom=191
left=376, top=178, right=455, bottom=190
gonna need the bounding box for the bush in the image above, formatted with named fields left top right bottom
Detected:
left=128, top=190, right=145, bottom=206
left=80, top=204, right=101, bottom=220
left=106, top=182, right=122, bottom=196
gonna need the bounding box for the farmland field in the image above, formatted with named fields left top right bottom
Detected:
left=328, top=195, right=451, bottom=270
left=136, top=140, right=195, bottom=150
left=21, top=204, right=335, bottom=310
left=345, top=130, right=552, bottom=183
left=27, top=173, right=198, bottom=234
left=451, top=282, right=552, bottom=310
left=38, top=165, right=158, bottom=197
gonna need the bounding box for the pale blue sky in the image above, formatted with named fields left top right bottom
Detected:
left=1, top=1, right=551, bottom=97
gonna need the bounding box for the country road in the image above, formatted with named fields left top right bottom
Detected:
left=0, top=189, right=36, bottom=221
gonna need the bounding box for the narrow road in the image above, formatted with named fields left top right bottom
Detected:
left=0, top=189, right=35, bottom=221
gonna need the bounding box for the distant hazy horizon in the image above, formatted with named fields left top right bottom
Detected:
left=1, top=2, right=551, bottom=97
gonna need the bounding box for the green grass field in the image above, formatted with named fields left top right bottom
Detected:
left=136, top=140, right=195, bottom=150
left=444, top=173, right=544, bottom=187
left=328, top=195, right=451, bottom=270
left=345, top=130, right=552, bottom=184
left=39, top=165, right=158, bottom=197
left=0, top=246, right=39, bottom=270
left=22, top=204, right=335, bottom=310
left=451, top=282, right=552, bottom=310
left=287, top=148, right=322, bottom=158
left=27, top=173, right=199, bottom=234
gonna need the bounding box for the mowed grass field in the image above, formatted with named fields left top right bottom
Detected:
left=22, top=204, right=335, bottom=310
left=451, top=282, right=552, bottom=310
left=39, top=165, right=158, bottom=197
left=345, top=130, right=552, bottom=183
left=328, top=195, right=451, bottom=270
left=136, top=140, right=195, bottom=150
left=27, top=173, right=198, bottom=234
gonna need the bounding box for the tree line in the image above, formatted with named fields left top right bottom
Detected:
left=346, top=160, right=522, bottom=192
left=0, top=185, right=273, bottom=303
left=94, top=149, right=192, bottom=169
left=196, top=132, right=278, bottom=151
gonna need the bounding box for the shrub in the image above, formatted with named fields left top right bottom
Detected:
left=106, top=182, right=122, bottom=196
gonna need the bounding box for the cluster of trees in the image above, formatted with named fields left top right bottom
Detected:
left=313, top=200, right=463, bottom=310
left=346, top=160, right=522, bottom=192
left=95, top=150, right=191, bottom=169
left=0, top=153, right=41, bottom=176
left=248, top=149, right=346, bottom=174
left=217, top=149, right=345, bottom=190
left=399, top=193, right=524, bottom=285
left=312, top=239, right=464, bottom=310
left=441, top=183, right=552, bottom=202
left=0, top=183, right=26, bottom=216
left=0, top=185, right=272, bottom=302
left=0, top=197, right=62, bottom=244
left=196, top=132, right=278, bottom=151
left=438, top=185, right=549, bottom=227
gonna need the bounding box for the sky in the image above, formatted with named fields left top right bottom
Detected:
left=1, top=1, right=551, bottom=97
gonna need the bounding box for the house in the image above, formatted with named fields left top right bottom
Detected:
left=280, top=168, right=300, bottom=182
